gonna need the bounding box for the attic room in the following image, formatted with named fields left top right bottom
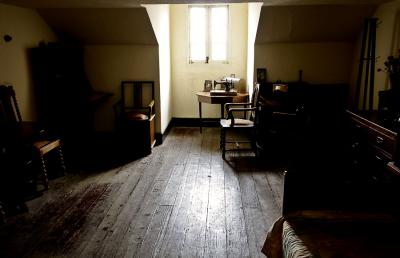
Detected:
left=2, top=0, right=400, bottom=257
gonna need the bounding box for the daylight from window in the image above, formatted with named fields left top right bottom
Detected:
left=189, top=7, right=207, bottom=62
left=189, top=5, right=229, bottom=63
left=211, top=6, right=228, bottom=61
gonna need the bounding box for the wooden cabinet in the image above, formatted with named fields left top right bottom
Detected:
left=31, top=44, right=92, bottom=143
left=31, top=44, right=111, bottom=163
left=347, top=110, right=399, bottom=179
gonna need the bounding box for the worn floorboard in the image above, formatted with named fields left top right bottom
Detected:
left=0, top=127, right=284, bottom=258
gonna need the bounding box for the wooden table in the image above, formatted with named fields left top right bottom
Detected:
left=196, top=91, right=249, bottom=133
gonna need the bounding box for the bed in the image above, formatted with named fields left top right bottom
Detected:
left=262, top=210, right=400, bottom=258
left=262, top=165, right=400, bottom=258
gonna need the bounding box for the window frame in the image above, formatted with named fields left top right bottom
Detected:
left=188, top=4, right=230, bottom=64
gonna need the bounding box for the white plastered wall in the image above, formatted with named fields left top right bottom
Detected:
left=255, top=42, right=354, bottom=84
left=84, top=45, right=160, bottom=132
left=36, top=7, right=161, bottom=133
left=144, top=4, right=171, bottom=133
left=254, top=5, right=377, bottom=87
left=247, top=2, right=263, bottom=95
left=350, top=0, right=400, bottom=109
left=0, top=3, right=57, bottom=121
left=170, top=3, right=248, bottom=119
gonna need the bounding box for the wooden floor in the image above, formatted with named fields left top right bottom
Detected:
left=0, top=127, right=284, bottom=258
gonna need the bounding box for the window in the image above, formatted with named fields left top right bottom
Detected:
left=188, top=5, right=229, bottom=63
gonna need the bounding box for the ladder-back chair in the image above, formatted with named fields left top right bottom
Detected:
left=0, top=85, right=65, bottom=190
left=114, top=81, right=156, bottom=156
left=220, top=84, right=260, bottom=159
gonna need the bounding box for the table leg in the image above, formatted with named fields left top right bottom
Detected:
left=199, top=101, right=202, bottom=133
left=221, top=104, right=224, bottom=119
left=244, top=95, right=249, bottom=118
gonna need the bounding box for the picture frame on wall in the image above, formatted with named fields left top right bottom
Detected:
left=204, top=80, right=213, bottom=92
left=256, top=68, right=267, bottom=83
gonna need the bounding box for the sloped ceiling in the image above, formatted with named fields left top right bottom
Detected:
left=256, top=5, right=377, bottom=43
left=1, top=0, right=388, bottom=45
left=0, top=0, right=392, bottom=8
left=37, top=8, right=157, bottom=45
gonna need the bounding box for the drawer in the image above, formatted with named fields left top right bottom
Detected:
left=372, top=151, right=390, bottom=164
left=348, top=119, right=368, bottom=142
left=349, top=115, right=369, bottom=131
left=369, top=151, right=391, bottom=180
left=367, top=127, right=396, bottom=157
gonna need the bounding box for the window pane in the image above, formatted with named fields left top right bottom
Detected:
left=189, top=7, right=207, bottom=61
left=211, top=6, right=228, bottom=61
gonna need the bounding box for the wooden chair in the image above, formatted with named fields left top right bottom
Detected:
left=114, top=81, right=156, bottom=156
left=220, top=84, right=260, bottom=159
left=255, top=83, right=307, bottom=159
left=0, top=90, right=34, bottom=214
left=32, top=139, right=65, bottom=189
left=0, top=85, right=65, bottom=190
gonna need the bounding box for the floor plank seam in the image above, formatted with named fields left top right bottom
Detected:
left=118, top=129, right=194, bottom=257
left=78, top=146, right=166, bottom=257
left=265, top=174, right=283, bottom=211
left=0, top=128, right=284, bottom=258
left=154, top=130, right=203, bottom=257
left=178, top=131, right=209, bottom=257
left=20, top=184, right=97, bottom=257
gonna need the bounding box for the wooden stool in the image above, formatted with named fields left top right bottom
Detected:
left=33, top=139, right=66, bottom=190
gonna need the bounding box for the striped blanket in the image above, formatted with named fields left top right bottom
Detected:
left=262, top=211, right=400, bottom=258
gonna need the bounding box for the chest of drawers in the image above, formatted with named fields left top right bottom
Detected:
left=347, top=110, right=398, bottom=177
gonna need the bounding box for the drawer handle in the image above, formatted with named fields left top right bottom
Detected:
left=376, top=136, right=384, bottom=144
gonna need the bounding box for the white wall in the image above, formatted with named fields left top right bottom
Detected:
left=350, top=0, right=400, bottom=109
left=255, top=42, right=354, bottom=84
left=144, top=4, right=171, bottom=133
left=247, top=3, right=263, bottom=95
left=84, top=45, right=159, bottom=132
left=0, top=3, right=57, bottom=121
left=170, top=3, right=248, bottom=119
left=36, top=7, right=161, bottom=133
left=254, top=5, right=377, bottom=92
left=371, top=1, right=400, bottom=93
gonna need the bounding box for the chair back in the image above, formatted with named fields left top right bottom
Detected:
left=120, top=81, right=154, bottom=112
left=250, top=83, right=260, bottom=121
left=0, top=85, right=22, bottom=127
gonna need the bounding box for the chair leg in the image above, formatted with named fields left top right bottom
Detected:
left=39, top=154, right=49, bottom=190
left=254, top=141, right=260, bottom=158
left=220, top=129, right=223, bottom=150
left=58, top=146, right=66, bottom=175
left=221, top=128, right=226, bottom=159
left=251, top=136, right=257, bottom=157
left=0, top=201, right=5, bottom=225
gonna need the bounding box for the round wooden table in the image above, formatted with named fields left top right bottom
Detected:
left=196, top=91, right=249, bottom=133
